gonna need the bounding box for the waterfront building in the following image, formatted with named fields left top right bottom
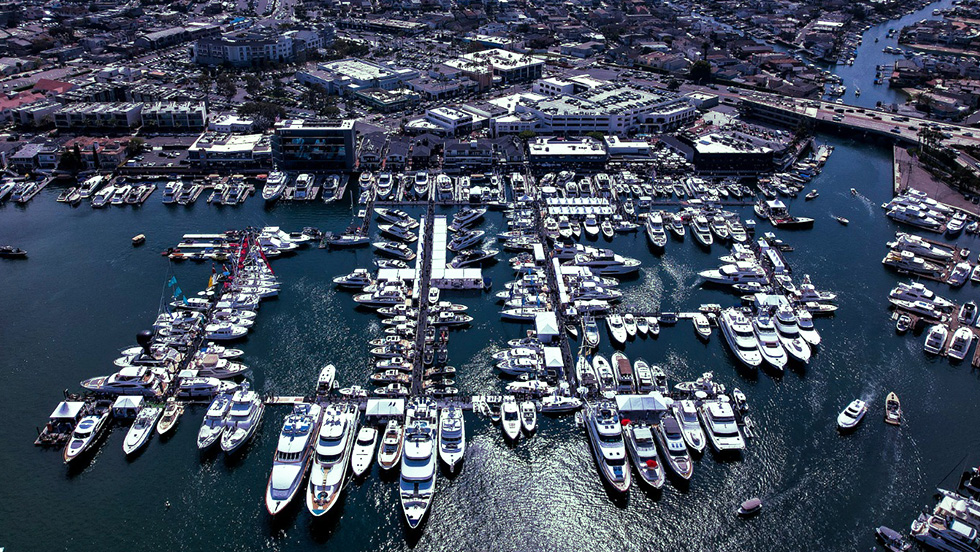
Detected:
left=271, top=119, right=356, bottom=171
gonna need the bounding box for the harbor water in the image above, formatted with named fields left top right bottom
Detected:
left=3, top=135, right=980, bottom=551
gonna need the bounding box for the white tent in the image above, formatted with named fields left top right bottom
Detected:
left=49, top=401, right=85, bottom=421
left=365, top=398, right=405, bottom=420
left=543, top=346, right=564, bottom=369
left=112, top=395, right=145, bottom=418
left=615, top=392, right=673, bottom=415
left=535, top=312, right=559, bottom=342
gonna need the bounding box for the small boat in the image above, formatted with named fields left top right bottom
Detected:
left=123, top=406, right=162, bottom=455
left=376, top=419, right=404, bottom=471
left=895, top=314, right=912, bottom=334
left=156, top=397, right=183, bottom=436
left=958, top=301, right=977, bottom=325
left=834, top=216, right=849, bottom=225
left=623, top=314, right=638, bottom=338
left=693, top=313, right=711, bottom=340
left=738, top=497, right=762, bottom=517
left=0, top=245, right=28, bottom=258
left=520, top=401, right=537, bottom=434
left=884, top=392, right=901, bottom=426
left=350, top=427, right=378, bottom=477
left=805, top=190, right=818, bottom=200
left=132, top=234, right=146, bottom=246
left=501, top=396, right=521, bottom=441
left=875, top=526, right=912, bottom=552
left=837, top=399, right=867, bottom=431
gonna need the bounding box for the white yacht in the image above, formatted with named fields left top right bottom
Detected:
left=205, top=322, right=249, bottom=341
left=645, top=213, right=668, bottom=250
left=63, top=410, right=110, bottom=463
left=719, top=309, right=763, bottom=368
left=653, top=417, right=694, bottom=480
left=161, top=181, right=182, bottom=204
left=796, top=309, right=821, bottom=346
left=699, top=262, right=769, bottom=285
left=176, top=377, right=237, bottom=399
left=886, top=232, right=954, bottom=261
left=220, top=383, right=265, bottom=453
left=307, top=402, right=358, bottom=516
left=607, top=314, right=628, bottom=345
left=350, top=426, right=378, bottom=478
left=377, top=419, right=405, bottom=471
left=569, top=249, right=641, bottom=276
left=197, top=394, right=232, bottom=450
left=400, top=398, right=439, bottom=529
left=947, top=327, right=974, bottom=361
left=122, top=406, right=162, bottom=456
left=774, top=309, right=812, bottom=363
left=520, top=400, right=537, bottom=433
left=691, top=215, right=714, bottom=247
left=584, top=401, right=631, bottom=493
left=882, top=250, right=944, bottom=277
left=673, top=399, right=707, bottom=454
left=379, top=223, right=418, bottom=242
left=80, top=366, right=167, bottom=397
left=837, top=399, right=867, bottom=431
left=633, top=358, right=655, bottom=392
left=540, top=394, right=583, bottom=413
left=262, top=172, right=287, bottom=202
left=501, top=396, right=521, bottom=441
left=698, top=400, right=745, bottom=452
left=592, top=355, right=617, bottom=394
left=373, top=241, right=416, bottom=261
left=316, top=364, right=336, bottom=396
left=438, top=406, right=466, bottom=470
left=266, top=403, right=322, bottom=515
left=888, top=282, right=954, bottom=311
left=924, top=324, right=949, bottom=355
left=624, top=422, right=666, bottom=489
left=752, top=314, right=788, bottom=371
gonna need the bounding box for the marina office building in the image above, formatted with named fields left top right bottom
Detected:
left=492, top=83, right=697, bottom=136
left=271, top=119, right=355, bottom=171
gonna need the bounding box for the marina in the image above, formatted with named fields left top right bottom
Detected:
left=7, top=130, right=980, bottom=551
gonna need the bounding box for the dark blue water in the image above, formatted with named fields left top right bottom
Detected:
left=3, top=133, right=980, bottom=551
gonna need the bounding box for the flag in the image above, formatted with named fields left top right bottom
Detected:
left=174, top=286, right=182, bottom=298
left=207, top=275, right=214, bottom=289
left=168, top=276, right=177, bottom=287
left=182, top=296, right=188, bottom=305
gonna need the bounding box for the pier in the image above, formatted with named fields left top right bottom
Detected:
left=410, top=196, right=436, bottom=394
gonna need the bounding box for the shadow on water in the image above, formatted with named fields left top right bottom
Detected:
left=306, top=498, right=348, bottom=544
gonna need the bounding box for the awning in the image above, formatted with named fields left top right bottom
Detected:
left=50, top=401, right=85, bottom=420
left=615, top=392, right=673, bottom=413
left=365, top=398, right=405, bottom=418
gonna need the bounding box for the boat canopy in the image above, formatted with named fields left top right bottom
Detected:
left=752, top=294, right=790, bottom=310
left=112, top=395, right=144, bottom=415
left=615, top=392, right=673, bottom=414
left=365, top=398, right=405, bottom=420
left=535, top=312, right=559, bottom=340
left=543, top=347, right=564, bottom=369
left=50, top=401, right=85, bottom=420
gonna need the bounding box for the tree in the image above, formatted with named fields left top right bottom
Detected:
left=689, top=60, right=712, bottom=84
left=197, top=72, right=214, bottom=93
left=126, top=137, right=145, bottom=156
left=666, top=78, right=680, bottom=91
left=60, top=144, right=83, bottom=173
left=244, top=75, right=262, bottom=96
left=238, top=101, right=287, bottom=129
left=518, top=130, right=537, bottom=141
left=585, top=131, right=605, bottom=142
left=216, top=74, right=237, bottom=100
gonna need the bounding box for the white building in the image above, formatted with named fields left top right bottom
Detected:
left=505, top=83, right=697, bottom=136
